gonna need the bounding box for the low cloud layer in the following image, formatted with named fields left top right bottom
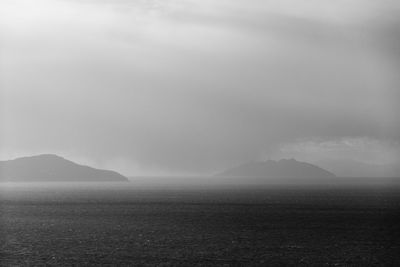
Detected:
left=1, top=0, right=399, bottom=175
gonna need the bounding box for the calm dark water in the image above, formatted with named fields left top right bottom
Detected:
left=1, top=182, right=400, bottom=266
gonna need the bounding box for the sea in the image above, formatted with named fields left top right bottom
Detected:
left=1, top=179, right=399, bottom=266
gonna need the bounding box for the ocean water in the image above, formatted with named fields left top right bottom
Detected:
left=1, top=181, right=399, bottom=266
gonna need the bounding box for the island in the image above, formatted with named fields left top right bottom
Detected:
left=217, top=159, right=336, bottom=179
left=0, top=154, right=128, bottom=182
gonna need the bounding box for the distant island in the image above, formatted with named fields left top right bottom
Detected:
left=316, top=159, right=400, bottom=178
left=0, top=154, right=128, bottom=182
left=217, top=159, right=336, bottom=179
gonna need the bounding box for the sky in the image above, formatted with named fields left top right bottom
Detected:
left=1, top=0, right=399, bottom=176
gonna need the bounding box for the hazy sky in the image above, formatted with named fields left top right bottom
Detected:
left=1, top=0, right=399, bottom=175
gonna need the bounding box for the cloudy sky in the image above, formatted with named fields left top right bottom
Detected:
left=1, top=0, right=399, bottom=175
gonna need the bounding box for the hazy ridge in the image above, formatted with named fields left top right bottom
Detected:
left=217, top=159, right=335, bottom=179
left=0, top=154, right=128, bottom=182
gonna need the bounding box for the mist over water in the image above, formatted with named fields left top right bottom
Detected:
left=1, top=179, right=399, bottom=202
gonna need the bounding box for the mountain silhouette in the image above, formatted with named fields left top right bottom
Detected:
left=316, top=159, right=400, bottom=178
left=217, top=159, right=336, bottom=179
left=0, top=154, right=128, bottom=182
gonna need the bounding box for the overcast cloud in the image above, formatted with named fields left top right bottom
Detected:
left=1, top=0, right=399, bottom=175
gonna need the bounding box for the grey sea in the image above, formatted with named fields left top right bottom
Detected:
left=1, top=179, right=399, bottom=266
